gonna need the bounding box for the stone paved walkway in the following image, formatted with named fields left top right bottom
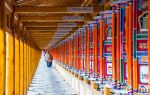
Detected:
left=27, top=57, right=77, bottom=95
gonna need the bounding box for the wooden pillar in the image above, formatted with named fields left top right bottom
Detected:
left=59, top=45, right=60, bottom=62
left=62, top=44, right=64, bottom=64
left=64, top=43, right=65, bottom=64
left=100, top=17, right=104, bottom=82
left=29, top=46, right=31, bottom=84
left=30, top=47, right=33, bottom=79
left=0, top=29, right=5, bottom=95
left=28, top=45, right=30, bottom=89
left=27, top=44, right=29, bottom=90
left=64, top=43, right=65, bottom=65
left=15, top=37, right=20, bottom=95
left=63, top=44, right=64, bottom=64
left=0, top=0, right=5, bottom=94
left=84, top=29, right=87, bottom=72
left=128, top=1, right=133, bottom=93
left=133, top=0, right=138, bottom=92
left=148, top=0, right=150, bottom=93
left=59, top=45, right=61, bottom=62
left=74, top=36, right=76, bottom=69
left=125, top=3, right=129, bottom=84
left=66, top=42, right=68, bottom=66
left=76, top=34, right=79, bottom=70
left=72, top=37, right=74, bottom=68
left=116, top=6, right=121, bottom=88
left=20, top=40, right=24, bottom=95
left=59, top=45, right=62, bottom=63
left=64, top=43, right=66, bottom=65
left=28, top=45, right=31, bottom=85
left=59, top=46, right=60, bottom=62
left=70, top=39, right=72, bottom=67
left=60, top=45, right=62, bottom=63
left=30, top=46, right=32, bottom=84
left=69, top=39, right=71, bottom=67
left=73, top=35, right=76, bottom=69
left=112, top=8, right=117, bottom=88
left=23, top=42, right=27, bottom=95
left=79, top=32, right=81, bottom=70
left=6, top=33, right=14, bottom=95
left=93, top=24, right=95, bottom=75
left=61, top=44, right=63, bottom=63
left=93, top=24, right=98, bottom=75
left=81, top=30, right=84, bottom=70
left=87, top=26, right=90, bottom=74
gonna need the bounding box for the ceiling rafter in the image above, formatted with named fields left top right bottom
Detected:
left=19, top=16, right=91, bottom=22
left=26, top=27, right=78, bottom=31
left=15, top=0, right=103, bottom=49
left=15, top=6, right=104, bottom=14
left=23, top=22, right=83, bottom=27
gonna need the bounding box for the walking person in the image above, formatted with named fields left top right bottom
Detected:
left=49, top=54, right=53, bottom=67
left=45, top=52, right=53, bottom=67
left=45, top=52, right=50, bottom=67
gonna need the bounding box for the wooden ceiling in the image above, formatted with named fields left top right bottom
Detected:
left=14, top=0, right=103, bottom=49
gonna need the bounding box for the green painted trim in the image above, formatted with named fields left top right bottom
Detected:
left=120, top=59, right=124, bottom=83
left=134, top=29, right=137, bottom=59
left=136, top=38, right=148, bottom=40
left=136, top=34, right=148, bottom=39
left=104, top=41, right=112, bottom=44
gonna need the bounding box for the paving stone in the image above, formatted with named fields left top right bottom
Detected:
left=27, top=58, right=77, bottom=95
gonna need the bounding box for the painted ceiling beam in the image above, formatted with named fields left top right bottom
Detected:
left=15, top=6, right=104, bottom=14
left=24, top=22, right=83, bottom=27
left=20, top=16, right=91, bottom=22
left=26, top=27, right=78, bottom=31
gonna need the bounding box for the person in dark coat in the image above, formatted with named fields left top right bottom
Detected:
left=45, top=52, right=53, bottom=67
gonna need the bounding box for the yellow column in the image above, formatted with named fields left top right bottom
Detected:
left=0, top=0, right=5, bottom=94
left=0, top=28, right=5, bottom=95
left=31, top=47, right=34, bottom=80
left=28, top=46, right=31, bottom=85
left=27, top=45, right=29, bottom=90
left=29, top=47, right=32, bottom=84
left=6, top=32, right=14, bottom=95
left=24, top=43, right=27, bottom=95
left=32, top=48, right=34, bottom=80
left=15, top=37, right=20, bottom=95
left=26, top=45, right=29, bottom=90
left=20, top=40, right=24, bottom=95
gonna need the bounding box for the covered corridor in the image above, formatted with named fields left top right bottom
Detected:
left=0, top=0, right=150, bottom=95
left=27, top=54, right=76, bottom=95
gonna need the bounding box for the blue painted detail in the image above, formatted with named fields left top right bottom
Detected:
left=139, top=85, right=148, bottom=93
left=103, top=53, right=112, bottom=56
left=137, top=51, right=148, bottom=57
left=123, top=53, right=127, bottom=61
left=120, top=7, right=125, bottom=32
